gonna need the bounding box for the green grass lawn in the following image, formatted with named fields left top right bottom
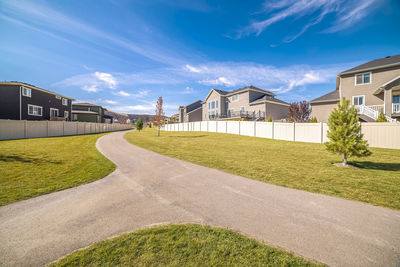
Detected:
left=0, top=134, right=115, bottom=206
left=125, top=129, right=400, bottom=210
left=51, top=224, right=321, bottom=267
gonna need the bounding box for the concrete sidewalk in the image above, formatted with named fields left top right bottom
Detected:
left=0, top=130, right=399, bottom=266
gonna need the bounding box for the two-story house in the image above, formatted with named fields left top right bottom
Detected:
left=310, top=55, right=400, bottom=122
left=202, top=85, right=289, bottom=121
left=178, top=100, right=203, bottom=122
left=72, top=103, right=113, bottom=123
left=0, top=81, right=73, bottom=121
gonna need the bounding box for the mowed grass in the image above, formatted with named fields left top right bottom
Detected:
left=0, top=134, right=115, bottom=206
left=51, top=224, right=321, bottom=267
left=125, top=129, right=400, bottom=210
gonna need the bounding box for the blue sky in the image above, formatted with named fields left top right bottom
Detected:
left=1, top=0, right=399, bottom=115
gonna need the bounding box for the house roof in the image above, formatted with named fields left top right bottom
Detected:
left=180, top=100, right=203, bottom=113
left=73, top=102, right=101, bottom=107
left=0, top=81, right=75, bottom=100
left=249, top=95, right=290, bottom=106
left=225, top=85, right=275, bottom=97
left=71, top=110, right=99, bottom=115
left=310, top=90, right=340, bottom=104
left=341, top=55, right=400, bottom=74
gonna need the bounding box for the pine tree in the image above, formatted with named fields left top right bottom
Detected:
left=310, top=116, right=318, bottom=123
left=325, top=98, right=371, bottom=166
left=136, top=117, right=143, bottom=132
left=267, top=115, right=272, bottom=122
left=375, top=110, right=387, bottom=122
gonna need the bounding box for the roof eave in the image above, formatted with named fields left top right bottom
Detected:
left=310, top=99, right=340, bottom=104
left=340, top=62, right=400, bottom=75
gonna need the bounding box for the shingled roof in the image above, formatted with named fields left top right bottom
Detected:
left=250, top=94, right=289, bottom=106
left=310, top=90, right=340, bottom=104
left=341, top=55, right=400, bottom=74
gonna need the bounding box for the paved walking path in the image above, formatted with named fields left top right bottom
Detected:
left=0, top=131, right=399, bottom=266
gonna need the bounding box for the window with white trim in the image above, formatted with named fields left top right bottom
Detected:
left=352, top=96, right=365, bottom=106
left=355, top=73, right=371, bottom=85
left=240, top=106, right=245, bottom=112
left=72, top=114, right=78, bottom=121
left=232, top=94, right=239, bottom=102
left=216, top=100, right=218, bottom=108
left=62, top=98, right=68, bottom=106
left=22, top=87, right=31, bottom=97
left=28, top=104, right=42, bottom=116
left=50, top=108, right=59, bottom=118
left=56, top=95, right=61, bottom=99
left=211, top=101, right=215, bottom=109
left=64, top=111, right=69, bottom=118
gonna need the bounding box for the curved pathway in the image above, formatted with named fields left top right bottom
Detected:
left=0, top=131, right=399, bottom=266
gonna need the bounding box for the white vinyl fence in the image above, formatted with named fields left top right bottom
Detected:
left=0, top=119, right=131, bottom=141
left=163, top=121, right=400, bottom=149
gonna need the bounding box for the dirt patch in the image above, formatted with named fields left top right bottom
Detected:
left=332, top=163, right=359, bottom=169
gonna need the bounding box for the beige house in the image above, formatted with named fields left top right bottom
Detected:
left=179, top=100, right=203, bottom=122
left=311, top=55, right=400, bottom=122
left=201, top=85, right=289, bottom=121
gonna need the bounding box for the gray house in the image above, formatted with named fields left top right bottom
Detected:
left=179, top=100, right=203, bottom=123
left=311, top=55, right=400, bottom=122
left=202, top=85, right=289, bottom=121
left=72, top=103, right=113, bottom=123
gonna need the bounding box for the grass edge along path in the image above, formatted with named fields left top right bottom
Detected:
left=124, top=129, right=400, bottom=210
left=0, top=133, right=115, bottom=206
left=50, top=224, right=323, bottom=267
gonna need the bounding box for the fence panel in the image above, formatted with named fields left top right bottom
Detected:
left=64, top=122, right=77, bottom=135
left=208, top=121, right=217, bottom=132
left=274, top=122, right=294, bottom=141
left=26, top=121, right=47, bottom=138
left=0, top=120, right=25, bottom=140
left=240, top=121, right=255, bottom=136
left=361, top=123, right=400, bottom=149
left=255, top=122, right=273, bottom=138
left=227, top=121, right=240, bottom=135
left=48, top=121, right=64, bottom=137
left=295, top=123, right=321, bottom=143
left=217, top=121, right=227, bottom=133
left=200, top=121, right=208, bottom=132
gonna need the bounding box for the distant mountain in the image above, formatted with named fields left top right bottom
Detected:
left=105, top=110, right=130, bottom=123
left=127, top=114, right=155, bottom=122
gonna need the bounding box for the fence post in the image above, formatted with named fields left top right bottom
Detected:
left=24, top=120, right=27, bottom=139
left=216, top=121, right=218, bottom=132
left=271, top=121, right=274, bottom=139
left=238, top=121, right=241, bottom=135
left=207, top=121, right=209, bottom=132
left=226, top=121, right=228, bottom=134
left=254, top=121, right=256, bottom=137
left=320, top=122, right=323, bottom=144
left=293, top=122, right=296, bottom=141
left=63, top=121, right=65, bottom=136
left=47, top=121, right=49, bottom=137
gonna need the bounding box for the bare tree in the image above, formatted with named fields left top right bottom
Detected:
left=288, top=101, right=311, bottom=122
left=154, top=96, right=165, bottom=136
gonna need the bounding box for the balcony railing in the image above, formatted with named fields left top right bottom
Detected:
left=393, top=103, right=400, bottom=114
left=209, top=110, right=266, bottom=121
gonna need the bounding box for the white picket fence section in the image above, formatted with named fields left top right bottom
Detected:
left=163, top=121, right=400, bottom=149
left=0, top=119, right=132, bottom=141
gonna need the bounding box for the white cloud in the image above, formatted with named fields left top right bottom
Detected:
left=82, top=85, right=99, bottom=92
left=105, top=100, right=118, bottom=104
left=200, top=76, right=235, bottom=87
left=117, top=90, right=130, bottom=97
left=183, top=86, right=195, bottom=94
left=185, top=64, right=202, bottom=73
left=94, top=72, right=117, bottom=89
left=237, top=0, right=378, bottom=41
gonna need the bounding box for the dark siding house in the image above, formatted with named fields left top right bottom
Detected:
left=0, top=82, right=74, bottom=121
left=72, top=103, right=113, bottom=123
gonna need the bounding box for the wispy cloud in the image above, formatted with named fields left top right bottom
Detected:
left=237, top=0, right=378, bottom=42
left=1, top=1, right=199, bottom=66
left=116, top=90, right=130, bottom=97
left=55, top=72, right=117, bottom=93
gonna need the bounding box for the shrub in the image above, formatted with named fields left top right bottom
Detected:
left=375, top=110, right=387, bottom=122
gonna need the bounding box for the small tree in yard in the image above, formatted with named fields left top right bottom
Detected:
left=310, top=116, right=318, bottom=123
left=288, top=101, right=311, bottom=122
left=154, top=96, right=165, bottom=136
left=376, top=110, right=387, bottom=122
left=136, top=118, right=143, bottom=132
left=325, top=98, right=371, bottom=166
left=267, top=115, right=272, bottom=122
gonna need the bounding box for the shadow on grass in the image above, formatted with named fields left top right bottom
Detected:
left=350, top=161, right=400, bottom=171
left=0, top=154, right=63, bottom=164
left=169, top=135, right=208, bottom=138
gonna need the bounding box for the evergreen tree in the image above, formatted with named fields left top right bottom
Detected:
left=267, top=115, right=272, bottom=122
left=325, top=98, right=371, bottom=166
left=136, top=118, right=143, bottom=132
left=375, top=110, right=387, bottom=122
left=310, top=116, right=318, bottom=123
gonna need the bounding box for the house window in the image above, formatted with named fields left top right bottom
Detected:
left=28, top=104, right=42, bottom=116
left=216, top=100, right=218, bottom=108
left=352, top=96, right=365, bottom=106
left=50, top=108, right=59, bottom=118
left=64, top=111, right=69, bottom=118
left=355, top=73, right=371, bottom=85
left=72, top=114, right=78, bottom=121
left=211, top=101, right=215, bottom=109
left=240, top=106, right=246, bottom=112
left=56, top=95, right=61, bottom=99
left=232, top=95, right=239, bottom=102
left=62, top=98, right=68, bottom=106
left=208, top=102, right=210, bottom=109
left=22, top=87, right=31, bottom=97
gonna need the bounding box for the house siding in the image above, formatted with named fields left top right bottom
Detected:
left=0, top=85, right=20, bottom=120
left=203, top=90, right=223, bottom=120
left=310, top=102, right=338, bottom=122
left=266, top=103, right=290, bottom=121
left=185, top=108, right=202, bottom=122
